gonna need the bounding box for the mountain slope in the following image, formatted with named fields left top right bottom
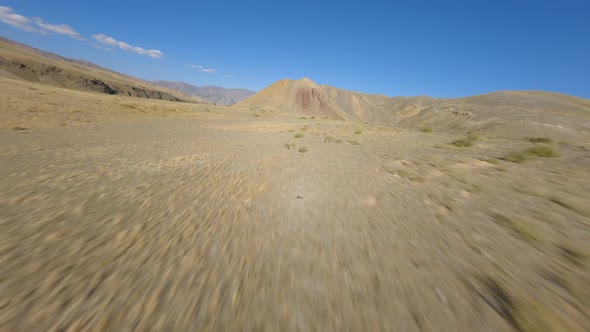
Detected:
left=0, top=37, right=204, bottom=103
left=237, top=78, right=590, bottom=139
left=235, top=78, right=393, bottom=120
left=152, top=80, right=255, bottom=105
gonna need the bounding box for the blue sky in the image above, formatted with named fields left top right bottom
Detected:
left=1, top=1, right=589, bottom=98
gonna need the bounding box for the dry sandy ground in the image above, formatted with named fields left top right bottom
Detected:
left=1, top=79, right=590, bottom=331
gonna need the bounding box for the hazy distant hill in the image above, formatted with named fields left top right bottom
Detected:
left=152, top=80, right=255, bottom=106
left=0, top=36, right=204, bottom=103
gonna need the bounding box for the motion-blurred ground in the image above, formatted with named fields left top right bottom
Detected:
left=1, top=76, right=590, bottom=331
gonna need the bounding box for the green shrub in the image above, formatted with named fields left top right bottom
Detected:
left=294, top=133, right=304, bottom=138
left=450, top=138, right=474, bottom=147
left=299, top=147, right=307, bottom=153
left=505, top=151, right=529, bottom=163
left=528, top=137, right=553, bottom=144
left=421, top=127, right=433, bottom=133
left=505, top=145, right=559, bottom=163
left=354, top=130, right=362, bottom=135
left=467, top=132, right=480, bottom=141
left=526, top=145, right=559, bottom=158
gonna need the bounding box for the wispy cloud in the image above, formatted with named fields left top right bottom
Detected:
left=33, top=17, right=84, bottom=40
left=188, top=64, right=216, bottom=73
left=90, top=43, right=114, bottom=52
left=93, top=34, right=164, bottom=59
left=0, top=6, right=41, bottom=32
left=0, top=6, right=83, bottom=39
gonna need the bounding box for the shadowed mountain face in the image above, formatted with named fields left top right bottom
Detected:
left=152, top=80, right=256, bottom=106
left=0, top=37, right=204, bottom=103
left=237, top=78, right=590, bottom=140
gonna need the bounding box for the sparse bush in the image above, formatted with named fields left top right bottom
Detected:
left=421, top=127, right=433, bottom=133
left=528, top=137, right=553, bottom=144
left=354, top=130, right=362, bottom=135
left=300, top=116, right=307, bottom=120
left=467, top=132, right=480, bottom=141
left=299, top=147, right=307, bottom=153
left=301, top=125, right=309, bottom=131
left=254, top=114, right=260, bottom=117
left=491, top=213, right=544, bottom=244
left=12, top=126, right=27, bottom=131
left=347, top=139, right=360, bottom=145
left=510, top=219, right=544, bottom=244
left=288, top=129, right=295, bottom=133
left=324, top=136, right=334, bottom=142
left=449, top=138, right=474, bottom=147
left=294, top=133, right=304, bottom=138
left=335, top=139, right=343, bottom=143
left=505, top=151, right=529, bottom=163
left=505, top=145, right=558, bottom=162
left=310, top=116, right=316, bottom=119
left=526, top=145, right=558, bottom=158
left=398, top=169, right=425, bottom=182
left=410, top=175, right=426, bottom=182
left=398, top=169, right=411, bottom=177
left=514, top=297, right=576, bottom=331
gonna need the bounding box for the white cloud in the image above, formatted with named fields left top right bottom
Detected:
left=93, top=34, right=163, bottom=59
left=33, top=17, right=84, bottom=40
left=188, top=64, right=216, bottom=73
left=0, top=6, right=83, bottom=39
left=90, top=43, right=114, bottom=52
left=0, top=6, right=41, bottom=32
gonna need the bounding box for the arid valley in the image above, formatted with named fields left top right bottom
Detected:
left=1, top=31, right=590, bottom=331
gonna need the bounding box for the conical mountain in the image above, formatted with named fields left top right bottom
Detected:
left=235, top=78, right=392, bottom=120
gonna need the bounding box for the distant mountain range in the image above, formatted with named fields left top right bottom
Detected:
left=152, top=81, right=256, bottom=106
